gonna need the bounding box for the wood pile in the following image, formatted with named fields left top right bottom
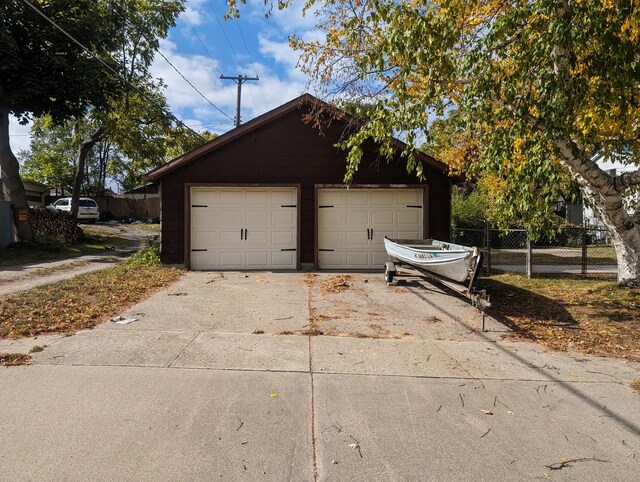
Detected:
left=29, top=207, right=84, bottom=244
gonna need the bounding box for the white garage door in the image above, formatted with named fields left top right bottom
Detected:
left=190, top=187, right=297, bottom=270
left=318, top=188, right=423, bottom=269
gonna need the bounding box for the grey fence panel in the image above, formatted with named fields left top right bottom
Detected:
left=451, top=225, right=618, bottom=277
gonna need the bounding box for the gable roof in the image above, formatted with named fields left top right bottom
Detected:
left=145, top=93, right=450, bottom=183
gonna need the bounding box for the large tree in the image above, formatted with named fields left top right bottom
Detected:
left=0, top=0, right=187, bottom=234
left=231, top=0, right=640, bottom=286
left=0, top=0, right=123, bottom=239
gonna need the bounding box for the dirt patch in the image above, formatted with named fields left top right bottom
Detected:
left=631, top=380, right=640, bottom=394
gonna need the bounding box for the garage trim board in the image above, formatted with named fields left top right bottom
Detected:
left=186, top=185, right=300, bottom=270
left=315, top=185, right=428, bottom=270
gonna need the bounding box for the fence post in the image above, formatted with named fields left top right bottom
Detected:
left=581, top=221, right=587, bottom=277
left=485, top=219, right=492, bottom=276
left=526, top=230, right=532, bottom=279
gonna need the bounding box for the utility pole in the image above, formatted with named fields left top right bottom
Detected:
left=220, top=74, right=259, bottom=128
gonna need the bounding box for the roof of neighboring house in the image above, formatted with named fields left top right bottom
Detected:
left=124, top=184, right=158, bottom=195
left=23, top=179, right=50, bottom=193
left=145, top=93, right=452, bottom=183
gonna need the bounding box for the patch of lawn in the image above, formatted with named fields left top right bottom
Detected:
left=0, top=228, right=131, bottom=267
left=481, top=274, right=640, bottom=361
left=0, top=247, right=182, bottom=339
left=0, top=353, right=31, bottom=366
left=131, top=223, right=161, bottom=232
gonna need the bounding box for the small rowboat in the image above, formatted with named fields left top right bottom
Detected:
left=383, top=237, right=490, bottom=326
left=383, top=237, right=479, bottom=283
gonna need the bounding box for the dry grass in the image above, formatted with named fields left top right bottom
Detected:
left=630, top=380, right=640, bottom=394
left=0, top=256, right=182, bottom=339
left=482, top=274, right=640, bottom=361
left=0, top=353, right=32, bottom=366
left=321, top=275, right=353, bottom=293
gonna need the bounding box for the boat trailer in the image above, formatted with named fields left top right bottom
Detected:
left=384, top=249, right=492, bottom=330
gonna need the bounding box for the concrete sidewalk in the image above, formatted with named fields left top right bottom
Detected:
left=1, top=272, right=639, bottom=480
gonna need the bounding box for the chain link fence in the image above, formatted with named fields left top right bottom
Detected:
left=452, top=224, right=617, bottom=277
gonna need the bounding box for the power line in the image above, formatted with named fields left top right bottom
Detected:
left=155, top=49, right=234, bottom=121
left=182, top=12, right=237, bottom=107
left=235, top=22, right=269, bottom=111
left=111, top=3, right=234, bottom=123
left=20, top=0, right=207, bottom=141
left=206, top=0, right=259, bottom=114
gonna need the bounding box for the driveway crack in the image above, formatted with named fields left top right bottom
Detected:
left=167, top=331, right=201, bottom=368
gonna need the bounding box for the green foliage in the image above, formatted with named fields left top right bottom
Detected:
left=233, top=0, right=640, bottom=245
left=451, top=186, right=487, bottom=230
left=126, top=242, right=161, bottom=266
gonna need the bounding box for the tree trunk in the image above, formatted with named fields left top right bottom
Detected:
left=70, top=127, right=104, bottom=218
left=0, top=106, right=33, bottom=241
left=552, top=137, right=640, bottom=286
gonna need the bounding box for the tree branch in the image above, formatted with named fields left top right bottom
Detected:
left=615, top=168, right=640, bottom=189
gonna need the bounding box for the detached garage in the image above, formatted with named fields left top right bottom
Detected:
left=146, top=94, right=452, bottom=270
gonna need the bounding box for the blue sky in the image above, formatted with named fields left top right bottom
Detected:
left=9, top=0, right=319, bottom=153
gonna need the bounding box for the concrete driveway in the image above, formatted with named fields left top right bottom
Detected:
left=1, top=271, right=639, bottom=481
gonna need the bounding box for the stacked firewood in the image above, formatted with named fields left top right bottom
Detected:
left=29, top=207, right=84, bottom=244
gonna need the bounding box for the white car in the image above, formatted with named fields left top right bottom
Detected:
left=48, top=197, right=100, bottom=223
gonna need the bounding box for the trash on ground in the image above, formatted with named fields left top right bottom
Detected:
left=111, top=315, right=137, bottom=325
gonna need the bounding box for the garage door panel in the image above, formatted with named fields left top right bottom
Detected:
left=191, top=190, right=219, bottom=206
left=192, top=231, right=218, bottom=247
left=318, top=251, right=344, bottom=268
left=397, top=210, right=421, bottom=225
left=346, top=210, right=369, bottom=225
left=346, top=251, right=370, bottom=267
left=245, top=191, right=270, bottom=206
left=192, top=210, right=219, bottom=228
left=397, top=229, right=422, bottom=239
left=371, top=191, right=394, bottom=205
left=372, top=251, right=390, bottom=267
left=271, top=251, right=295, bottom=267
left=272, top=210, right=295, bottom=225
left=319, top=231, right=343, bottom=247
left=220, top=210, right=244, bottom=225
left=246, top=210, right=269, bottom=225
left=319, top=190, right=344, bottom=205
left=271, top=230, right=295, bottom=245
left=191, top=187, right=297, bottom=270
left=371, top=210, right=394, bottom=225
left=346, top=191, right=368, bottom=205
left=346, top=230, right=369, bottom=245
left=397, top=190, right=422, bottom=204
left=219, top=230, right=242, bottom=246
left=191, top=251, right=219, bottom=269
left=318, top=188, right=423, bottom=270
left=271, top=190, right=296, bottom=205
left=219, top=251, right=244, bottom=268
left=219, top=191, right=244, bottom=206
left=246, top=230, right=269, bottom=245
left=245, top=251, right=270, bottom=267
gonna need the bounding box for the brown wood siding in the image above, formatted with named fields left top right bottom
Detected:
left=160, top=108, right=451, bottom=266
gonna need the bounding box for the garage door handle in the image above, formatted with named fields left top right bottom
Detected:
left=240, top=229, right=244, bottom=240
left=244, top=228, right=248, bottom=240
left=370, top=228, right=374, bottom=240
left=367, top=228, right=371, bottom=240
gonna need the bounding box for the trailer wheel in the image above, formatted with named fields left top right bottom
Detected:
left=384, top=262, right=396, bottom=285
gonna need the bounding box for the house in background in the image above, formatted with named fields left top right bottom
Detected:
left=123, top=184, right=159, bottom=200
left=146, top=94, right=454, bottom=271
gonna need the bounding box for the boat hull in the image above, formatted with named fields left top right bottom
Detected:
left=384, top=238, right=475, bottom=283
